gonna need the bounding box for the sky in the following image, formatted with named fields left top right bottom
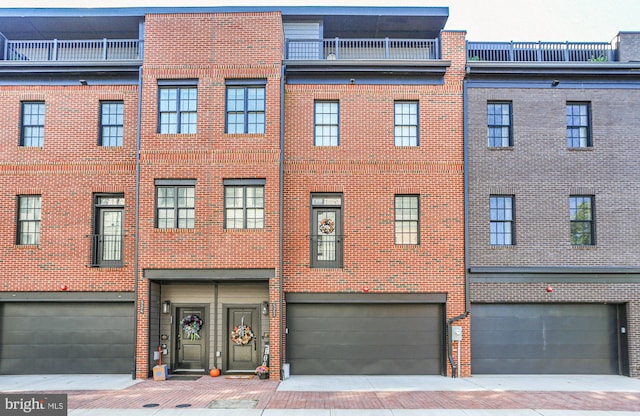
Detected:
left=1, top=0, right=638, bottom=42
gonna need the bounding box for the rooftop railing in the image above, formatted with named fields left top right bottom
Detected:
left=2, top=38, right=143, bottom=62
left=286, top=38, right=439, bottom=60
left=466, top=41, right=614, bottom=62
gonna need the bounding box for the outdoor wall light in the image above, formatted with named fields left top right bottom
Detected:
left=79, top=79, right=88, bottom=86
left=162, top=300, right=171, bottom=314
left=551, top=79, right=560, bottom=87
left=262, top=301, right=269, bottom=315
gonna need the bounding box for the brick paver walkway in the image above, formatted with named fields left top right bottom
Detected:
left=32, top=377, right=640, bottom=412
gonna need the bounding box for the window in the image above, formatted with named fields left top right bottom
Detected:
left=21, top=102, right=45, bottom=147
left=226, top=81, right=266, bottom=134
left=490, top=195, right=514, bottom=245
left=100, top=101, right=124, bottom=146
left=155, top=180, right=196, bottom=229
left=93, top=194, right=124, bottom=267
left=567, top=102, right=591, bottom=148
left=314, top=101, right=339, bottom=146
left=17, top=195, right=41, bottom=245
left=224, top=179, right=265, bottom=229
left=395, top=195, right=419, bottom=244
left=158, top=83, right=197, bottom=134
left=488, top=102, right=512, bottom=147
left=311, top=194, right=343, bottom=268
left=394, top=101, right=418, bottom=146
left=570, top=195, right=594, bottom=245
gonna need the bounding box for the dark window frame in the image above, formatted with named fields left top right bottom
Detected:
left=99, top=101, right=124, bottom=146
left=223, top=179, right=266, bottom=230
left=310, top=193, right=343, bottom=268
left=314, top=100, right=340, bottom=146
left=566, top=102, right=592, bottom=148
left=225, top=80, right=266, bottom=134
left=394, top=101, right=419, bottom=147
left=154, top=179, right=196, bottom=229
left=394, top=194, right=420, bottom=244
left=487, top=102, right=512, bottom=147
left=490, top=195, right=515, bottom=246
left=17, top=195, right=41, bottom=245
left=570, top=195, right=595, bottom=245
left=157, top=81, right=198, bottom=134
left=20, top=101, right=45, bottom=147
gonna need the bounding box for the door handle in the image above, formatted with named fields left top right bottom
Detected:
left=254, top=338, right=257, bottom=351
left=177, top=335, right=181, bottom=350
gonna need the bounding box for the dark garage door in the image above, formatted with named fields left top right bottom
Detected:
left=471, top=304, right=619, bottom=374
left=287, top=303, right=442, bottom=375
left=0, top=302, right=135, bottom=374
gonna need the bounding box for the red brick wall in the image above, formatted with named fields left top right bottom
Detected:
left=0, top=85, right=138, bottom=292
left=282, top=31, right=469, bottom=376
left=136, top=12, right=283, bottom=378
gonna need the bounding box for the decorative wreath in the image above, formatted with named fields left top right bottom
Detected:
left=182, top=314, right=203, bottom=341
left=319, top=218, right=335, bottom=234
left=231, top=324, right=255, bottom=345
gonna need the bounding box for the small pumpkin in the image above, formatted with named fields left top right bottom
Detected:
left=209, top=368, right=221, bottom=377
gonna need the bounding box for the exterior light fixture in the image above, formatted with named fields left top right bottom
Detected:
left=262, top=301, right=269, bottom=315
left=162, top=300, right=171, bottom=314
left=551, top=80, right=560, bottom=87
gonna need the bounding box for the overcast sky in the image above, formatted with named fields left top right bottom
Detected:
left=1, top=0, right=638, bottom=42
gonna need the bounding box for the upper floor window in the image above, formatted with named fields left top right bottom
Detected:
left=570, top=195, right=594, bottom=245
left=21, top=102, right=45, bottom=147
left=226, top=80, right=266, bottom=134
left=490, top=195, right=514, bottom=245
left=158, top=81, right=198, bottom=134
left=224, top=179, right=265, bottom=229
left=100, top=101, right=124, bottom=146
left=394, top=101, right=418, bottom=146
left=566, top=102, right=591, bottom=148
left=155, top=180, right=196, bottom=229
left=314, top=101, right=339, bottom=146
left=395, top=195, right=419, bottom=244
left=311, top=194, right=343, bottom=268
left=92, top=194, right=124, bottom=267
left=487, top=102, right=512, bottom=147
left=17, top=195, right=41, bottom=245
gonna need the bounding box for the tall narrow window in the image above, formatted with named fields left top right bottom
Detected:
left=394, top=101, right=418, bottom=146
left=488, top=102, right=512, bottom=147
left=311, top=194, right=343, bottom=268
left=314, top=101, right=339, bottom=146
left=21, top=102, right=45, bottom=147
left=490, top=195, right=514, bottom=245
left=224, top=179, right=265, bottom=229
left=155, top=180, right=196, bottom=229
left=100, top=101, right=124, bottom=146
left=395, top=195, right=419, bottom=244
left=93, top=194, right=124, bottom=267
left=158, top=83, right=197, bottom=134
left=17, top=195, right=41, bottom=245
left=226, top=82, right=266, bottom=134
left=567, top=102, right=591, bottom=148
left=570, top=195, right=594, bottom=245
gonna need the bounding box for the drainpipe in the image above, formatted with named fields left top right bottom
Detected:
left=133, top=64, right=143, bottom=380
left=278, top=62, right=286, bottom=380
left=447, top=76, right=471, bottom=378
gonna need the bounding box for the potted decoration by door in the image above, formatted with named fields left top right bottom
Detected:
left=255, top=365, right=269, bottom=379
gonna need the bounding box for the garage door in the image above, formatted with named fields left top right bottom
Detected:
left=471, top=304, right=619, bottom=374
left=0, top=302, right=135, bottom=375
left=287, top=303, right=443, bottom=375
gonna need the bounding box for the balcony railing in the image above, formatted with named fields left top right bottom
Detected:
left=466, top=41, right=614, bottom=62
left=90, top=234, right=124, bottom=267
left=286, top=38, right=439, bottom=60
left=2, top=38, right=143, bottom=62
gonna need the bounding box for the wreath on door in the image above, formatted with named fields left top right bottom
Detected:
left=231, top=316, right=255, bottom=345
left=319, top=218, right=335, bottom=234
left=182, top=314, right=203, bottom=340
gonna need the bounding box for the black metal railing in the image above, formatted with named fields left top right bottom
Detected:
left=466, top=41, right=614, bottom=62
left=90, top=234, right=124, bottom=267
left=286, top=38, right=439, bottom=60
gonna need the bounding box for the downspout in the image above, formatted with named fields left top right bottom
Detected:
left=278, top=62, right=286, bottom=379
left=133, top=64, right=143, bottom=380
left=447, top=74, right=471, bottom=378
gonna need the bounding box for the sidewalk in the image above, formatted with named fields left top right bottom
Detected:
left=1, top=374, right=639, bottom=415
